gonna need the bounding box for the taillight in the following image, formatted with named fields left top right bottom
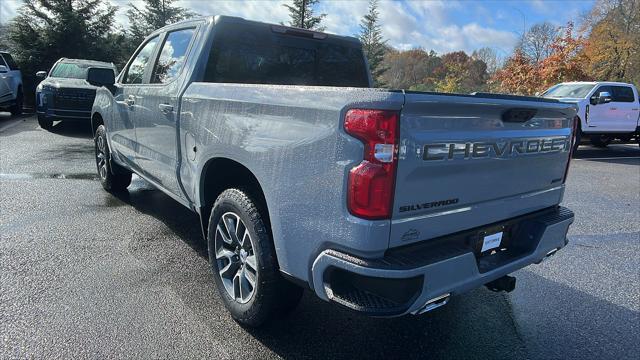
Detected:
left=563, top=115, right=579, bottom=183
left=344, top=109, right=399, bottom=219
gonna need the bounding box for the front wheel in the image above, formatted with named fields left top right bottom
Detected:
left=94, top=125, right=132, bottom=192
left=37, top=114, right=53, bottom=130
left=208, top=189, right=302, bottom=327
left=590, top=135, right=612, bottom=148
left=572, top=130, right=582, bottom=155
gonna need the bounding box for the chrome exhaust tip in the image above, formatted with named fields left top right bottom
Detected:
left=412, top=293, right=450, bottom=315
left=536, top=247, right=561, bottom=264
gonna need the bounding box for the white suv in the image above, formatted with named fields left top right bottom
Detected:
left=542, top=81, right=639, bottom=148
left=0, top=51, right=23, bottom=115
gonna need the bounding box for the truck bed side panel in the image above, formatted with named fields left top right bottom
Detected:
left=180, top=83, right=404, bottom=282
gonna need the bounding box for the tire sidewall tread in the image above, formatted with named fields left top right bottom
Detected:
left=207, top=188, right=301, bottom=327
left=94, top=125, right=131, bottom=192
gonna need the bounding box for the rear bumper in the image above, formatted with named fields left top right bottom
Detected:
left=311, top=206, right=574, bottom=316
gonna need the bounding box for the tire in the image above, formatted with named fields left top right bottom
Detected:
left=572, top=130, right=581, bottom=155
left=9, top=88, right=23, bottom=116
left=37, top=114, right=53, bottom=130
left=590, top=134, right=612, bottom=148
left=94, top=125, right=132, bottom=192
left=208, top=188, right=302, bottom=327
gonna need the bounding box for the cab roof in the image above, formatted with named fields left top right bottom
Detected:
left=56, top=58, right=115, bottom=68
left=150, top=15, right=362, bottom=46
left=556, top=81, right=635, bottom=87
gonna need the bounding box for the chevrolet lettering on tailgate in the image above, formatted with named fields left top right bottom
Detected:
left=422, top=137, right=570, bottom=161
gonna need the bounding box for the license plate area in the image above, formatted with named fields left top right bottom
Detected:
left=473, top=225, right=511, bottom=257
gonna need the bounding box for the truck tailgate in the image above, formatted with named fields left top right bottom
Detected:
left=390, top=92, right=576, bottom=248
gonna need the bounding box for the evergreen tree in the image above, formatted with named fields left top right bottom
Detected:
left=358, top=0, right=387, bottom=86
left=283, top=0, right=326, bottom=31
left=127, top=0, right=197, bottom=44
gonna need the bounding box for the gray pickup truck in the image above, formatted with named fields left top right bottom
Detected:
left=91, top=16, right=577, bottom=326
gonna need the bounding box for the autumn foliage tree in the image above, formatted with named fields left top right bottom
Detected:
left=491, top=50, right=540, bottom=95
left=538, top=22, right=589, bottom=89
left=492, top=22, right=589, bottom=95
left=581, top=0, right=640, bottom=84
left=434, top=51, right=488, bottom=93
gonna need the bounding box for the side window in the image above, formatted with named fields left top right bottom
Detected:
left=151, top=28, right=195, bottom=84
left=594, top=86, right=612, bottom=98
left=611, top=86, right=635, bottom=103
left=123, top=36, right=159, bottom=85
left=2, top=53, right=19, bottom=70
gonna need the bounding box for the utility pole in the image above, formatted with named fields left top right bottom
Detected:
left=300, top=0, right=306, bottom=28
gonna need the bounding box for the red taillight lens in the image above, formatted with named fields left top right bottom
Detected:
left=344, top=109, right=399, bottom=219
left=563, top=115, right=579, bottom=183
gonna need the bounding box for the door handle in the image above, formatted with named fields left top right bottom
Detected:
left=159, top=103, right=174, bottom=114
left=124, top=95, right=135, bottom=106
left=610, top=107, right=617, bottom=110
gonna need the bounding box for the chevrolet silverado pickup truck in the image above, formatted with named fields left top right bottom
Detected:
left=36, top=58, right=117, bottom=130
left=542, top=81, right=640, bottom=148
left=91, top=16, right=577, bottom=326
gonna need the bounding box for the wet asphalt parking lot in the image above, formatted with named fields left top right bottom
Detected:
left=1, top=113, right=639, bottom=359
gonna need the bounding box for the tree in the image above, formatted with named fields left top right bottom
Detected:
left=380, top=48, right=441, bottom=90
left=472, top=47, right=499, bottom=75
left=283, top=0, right=326, bottom=31
left=538, top=22, right=589, bottom=88
left=492, top=22, right=589, bottom=95
left=491, top=50, right=540, bottom=95
left=0, top=24, right=10, bottom=50
left=434, top=51, right=488, bottom=93
left=582, top=0, right=640, bottom=84
left=127, top=0, right=196, bottom=44
left=519, top=22, right=558, bottom=63
left=358, top=0, right=387, bottom=87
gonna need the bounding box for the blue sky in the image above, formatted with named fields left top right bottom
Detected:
left=0, top=0, right=595, bottom=55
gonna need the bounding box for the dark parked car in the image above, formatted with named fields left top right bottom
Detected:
left=35, top=58, right=116, bottom=130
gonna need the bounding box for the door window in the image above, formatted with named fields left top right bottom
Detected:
left=594, top=86, right=612, bottom=97
left=1, top=53, right=19, bottom=70
left=151, top=28, right=195, bottom=84
left=123, top=36, right=160, bottom=84
left=611, top=86, right=635, bottom=103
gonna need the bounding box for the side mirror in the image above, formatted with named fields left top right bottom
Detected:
left=534, top=91, right=541, bottom=97
left=86, top=67, right=115, bottom=87
left=0, top=65, right=7, bottom=73
left=598, top=91, right=613, bottom=104
left=36, top=71, right=48, bottom=78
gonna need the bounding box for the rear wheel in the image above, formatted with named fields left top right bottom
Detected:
left=208, top=189, right=302, bottom=327
left=9, top=88, right=22, bottom=115
left=37, top=114, right=53, bottom=130
left=590, top=135, right=612, bottom=148
left=94, top=125, right=132, bottom=192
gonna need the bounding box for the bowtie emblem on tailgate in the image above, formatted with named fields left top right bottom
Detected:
left=420, top=137, right=570, bottom=161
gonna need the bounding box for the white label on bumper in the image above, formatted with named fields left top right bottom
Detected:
left=482, top=232, right=503, bottom=252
